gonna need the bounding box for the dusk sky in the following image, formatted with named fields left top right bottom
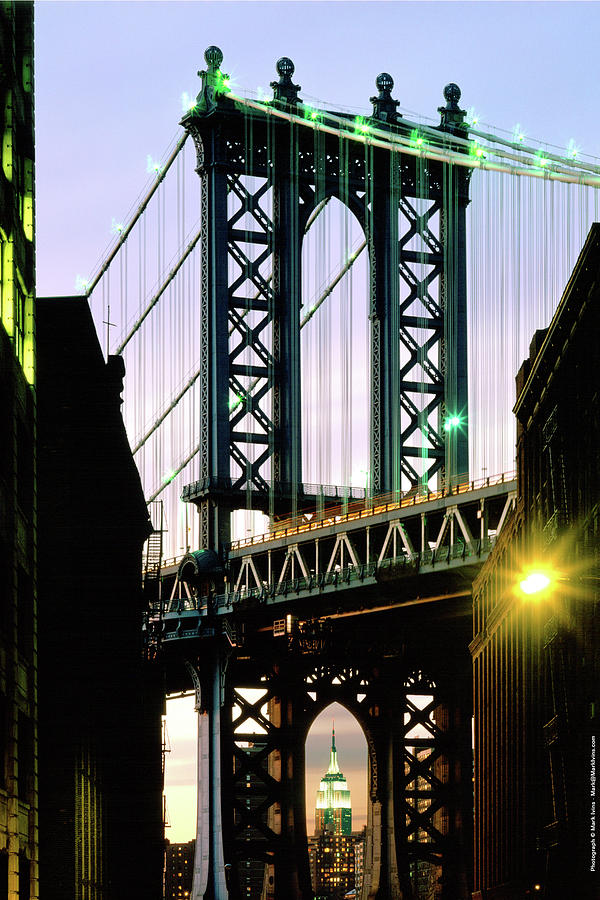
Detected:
left=36, top=1, right=600, bottom=298
left=35, top=0, right=600, bottom=843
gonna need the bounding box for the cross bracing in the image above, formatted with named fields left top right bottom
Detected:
left=83, top=50, right=600, bottom=562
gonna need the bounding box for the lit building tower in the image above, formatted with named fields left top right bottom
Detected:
left=315, top=725, right=352, bottom=836
left=310, top=725, right=356, bottom=899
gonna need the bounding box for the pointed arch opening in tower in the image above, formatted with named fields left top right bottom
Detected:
left=305, top=702, right=367, bottom=899
left=301, top=197, right=370, bottom=493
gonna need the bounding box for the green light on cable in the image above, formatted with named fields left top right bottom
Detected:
left=75, top=275, right=90, bottom=293
left=162, top=471, right=176, bottom=485
left=466, top=107, right=480, bottom=127
left=215, top=72, right=232, bottom=95
left=469, top=141, right=486, bottom=160
left=567, top=139, right=580, bottom=160
left=512, top=124, right=526, bottom=144
left=304, top=106, right=320, bottom=122
left=410, top=129, right=425, bottom=148
left=536, top=151, right=550, bottom=168
left=354, top=116, right=370, bottom=135
left=147, top=155, right=162, bottom=176
left=181, top=92, right=196, bottom=113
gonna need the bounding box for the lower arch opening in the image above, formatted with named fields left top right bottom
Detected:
left=305, top=702, right=367, bottom=899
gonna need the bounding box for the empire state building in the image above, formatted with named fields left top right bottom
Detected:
left=314, top=725, right=352, bottom=836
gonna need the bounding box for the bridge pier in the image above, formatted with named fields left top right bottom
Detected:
left=362, top=727, right=406, bottom=900
left=188, top=652, right=229, bottom=900
left=267, top=666, right=313, bottom=900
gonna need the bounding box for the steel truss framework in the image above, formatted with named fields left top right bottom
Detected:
left=227, top=481, right=516, bottom=605
left=149, top=484, right=516, bottom=900
left=177, top=614, right=474, bottom=900
left=181, top=51, right=471, bottom=552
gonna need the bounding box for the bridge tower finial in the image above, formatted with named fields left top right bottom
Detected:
left=438, top=83, right=467, bottom=135
left=370, top=73, right=401, bottom=124
left=271, top=57, right=301, bottom=105
left=193, top=45, right=230, bottom=115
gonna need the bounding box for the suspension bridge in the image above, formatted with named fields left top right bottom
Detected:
left=82, top=47, right=600, bottom=899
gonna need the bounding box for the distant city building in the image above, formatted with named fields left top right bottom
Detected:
left=309, top=830, right=356, bottom=900
left=164, top=841, right=195, bottom=900
left=351, top=827, right=366, bottom=897
left=0, top=2, right=37, bottom=896
left=315, top=726, right=352, bottom=836
left=310, top=726, right=361, bottom=899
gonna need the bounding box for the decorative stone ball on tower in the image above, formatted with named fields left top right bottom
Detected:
left=438, top=82, right=467, bottom=133
left=270, top=56, right=301, bottom=104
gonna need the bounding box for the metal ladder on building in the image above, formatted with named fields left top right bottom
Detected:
left=143, top=501, right=164, bottom=607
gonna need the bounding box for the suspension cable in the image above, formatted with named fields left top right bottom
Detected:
left=115, top=225, right=201, bottom=354
left=85, top=133, right=189, bottom=299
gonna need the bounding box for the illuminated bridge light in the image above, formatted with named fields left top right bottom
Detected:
left=111, top=218, right=124, bottom=235
left=354, top=116, right=370, bottom=135
left=444, top=414, right=462, bottom=431
left=181, top=91, right=196, bottom=112
left=469, top=141, right=486, bottom=160
left=162, top=471, right=176, bottom=485
left=75, top=275, right=90, bottom=293
left=409, top=128, right=425, bottom=148
left=567, top=139, right=580, bottom=160
left=146, top=155, right=162, bottom=176
left=512, top=124, right=526, bottom=144
left=466, top=106, right=480, bottom=127
left=229, top=393, right=245, bottom=411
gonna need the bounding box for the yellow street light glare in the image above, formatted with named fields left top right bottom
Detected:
left=519, top=572, right=552, bottom=596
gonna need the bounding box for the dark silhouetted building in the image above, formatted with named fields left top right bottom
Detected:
left=36, top=297, right=164, bottom=898
left=0, top=2, right=36, bottom=896
left=471, top=225, right=600, bottom=899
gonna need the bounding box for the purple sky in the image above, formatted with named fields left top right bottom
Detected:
left=36, top=1, right=600, bottom=297
left=35, top=0, right=600, bottom=842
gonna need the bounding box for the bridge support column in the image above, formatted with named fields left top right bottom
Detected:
left=188, top=653, right=229, bottom=900
left=362, top=725, right=407, bottom=900
left=441, top=164, right=469, bottom=486
left=369, top=146, right=401, bottom=497
left=272, top=122, right=303, bottom=517
left=268, top=667, right=312, bottom=900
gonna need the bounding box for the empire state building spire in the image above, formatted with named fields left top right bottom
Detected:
left=328, top=722, right=340, bottom=774
left=315, top=722, right=352, bottom=835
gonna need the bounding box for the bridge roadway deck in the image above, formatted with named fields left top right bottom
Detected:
left=149, top=475, right=516, bottom=665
